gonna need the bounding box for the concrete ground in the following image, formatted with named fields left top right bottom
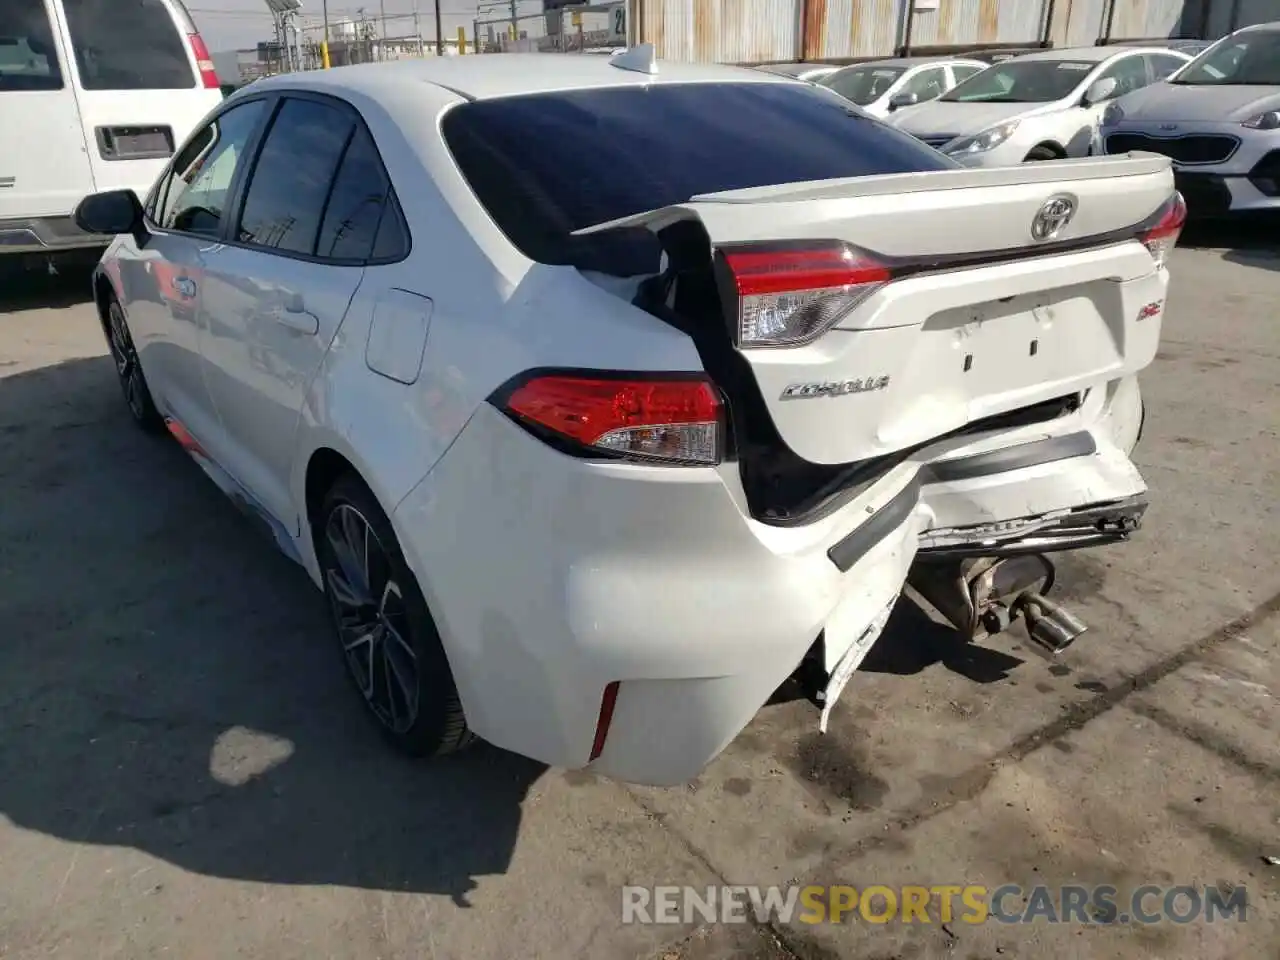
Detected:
left=0, top=229, right=1276, bottom=960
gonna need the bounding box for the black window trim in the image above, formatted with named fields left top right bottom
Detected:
left=143, top=91, right=275, bottom=241
left=222, top=88, right=412, bottom=268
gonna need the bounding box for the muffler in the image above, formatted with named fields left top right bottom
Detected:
left=907, top=552, right=1089, bottom=656
left=1014, top=592, right=1088, bottom=656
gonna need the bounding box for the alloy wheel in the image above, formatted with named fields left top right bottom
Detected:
left=322, top=503, right=421, bottom=733
left=107, top=303, right=148, bottom=421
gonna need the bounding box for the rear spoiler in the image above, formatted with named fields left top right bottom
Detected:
left=570, top=152, right=1173, bottom=237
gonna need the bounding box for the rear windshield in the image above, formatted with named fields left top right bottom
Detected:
left=442, top=82, right=955, bottom=277
left=0, top=0, right=64, bottom=91
left=63, top=0, right=195, bottom=90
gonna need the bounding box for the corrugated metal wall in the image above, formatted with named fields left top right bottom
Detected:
left=803, top=0, right=901, bottom=59
left=640, top=0, right=797, bottom=60
left=635, top=0, right=1247, bottom=63
left=1108, top=0, right=1198, bottom=38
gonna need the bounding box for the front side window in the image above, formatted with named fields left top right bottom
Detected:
left=62, top=0, right=194, bottom=90
left=159, top=99, right=265, bottom=237
left=1096, top=55, right=1150, bottom=99
left=821, top=66, right=906, bottom=105
left=952, top=64, right=985, bottom=82
left=442, top=82, right=954, bottom=277
left=1148, top=53, right=1187, bottom=81
left=940, top=59, right=1097, bottom=103
left=897, top=66, right=948, bottom=100
left=0, top=0, right=64, bottom=91
left=1171, top=29, right=1280, bottom=85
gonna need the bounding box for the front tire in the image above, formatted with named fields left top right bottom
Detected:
left=316, top=473, right=473, bottom=757
left=104, top=298, right=163, bottom=433
left=1024, top=145, right=1062, bottom=162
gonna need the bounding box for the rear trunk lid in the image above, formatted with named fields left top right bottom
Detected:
left=576, top=153, right=1176, bottom=468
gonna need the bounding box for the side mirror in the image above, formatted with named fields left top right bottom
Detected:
left=888, top=91, right=920, bottom=112
left=73, top=189, right=144, bottom=237
left=1083, top=76, right=1118, bottom=107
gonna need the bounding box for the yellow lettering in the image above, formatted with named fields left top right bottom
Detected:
left=829, top=886, right=858, bottom=924
left=860, top=885, right=897, bottom=924
left=961, top=886, right=989, bottom=924
left=901, top=886, right=931, bottom=923
left=931, top=885, right=963, bottom=923
left=799, top=886, right=825, bottom=924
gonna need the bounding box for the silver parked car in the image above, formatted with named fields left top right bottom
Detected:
left=1100, top=22, right=1280, bottom=215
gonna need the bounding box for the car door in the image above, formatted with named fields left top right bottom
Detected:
left=196, top=93, right=396, bottom=534
left=116, top=95, right=268, bottom=443
left=1062, top=54, right=1149, bottom=156
left=0, top=0, right=95, bottom=222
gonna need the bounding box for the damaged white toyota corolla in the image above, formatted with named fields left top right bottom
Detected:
left=76, top=47, right=1183, bottom=786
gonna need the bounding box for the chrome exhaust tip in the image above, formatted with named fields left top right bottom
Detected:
left=1016, top=592, right=1088, bottom=656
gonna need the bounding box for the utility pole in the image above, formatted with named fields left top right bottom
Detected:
left=412, top=0, right=424, bottom=56
left=510, top=0, right=517, bottom=41
left=321, top=0, right=331, bottom=67
left=435, top=0, right=444, bottom=56
left=379, top=0, right=387, bottom=60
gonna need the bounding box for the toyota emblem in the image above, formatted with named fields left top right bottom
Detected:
left=1030, top=194, right=1077, bottom=242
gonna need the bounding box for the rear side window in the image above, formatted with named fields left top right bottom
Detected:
left=237, top=97, right=355, bottom=256
left=315, top=125, right=401, bottom=261
left=0, top=0, right=64, bottom=91
left=441, top=82, right=954, bottom=276
left=62, top=0, right=194, bottom=90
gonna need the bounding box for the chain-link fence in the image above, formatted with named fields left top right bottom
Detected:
left=474, top=2, right=629, bottom=54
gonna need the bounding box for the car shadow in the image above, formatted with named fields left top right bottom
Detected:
left=0, top=355, right=543, bottom=901
left=1179, top=214, right=1280, bottom=271
left=0, top=260, right=98, bottom=311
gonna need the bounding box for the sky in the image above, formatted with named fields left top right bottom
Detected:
left=188, top=0, right=551, bottom=52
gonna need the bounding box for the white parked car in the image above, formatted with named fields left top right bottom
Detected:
left=817, top=56, right=989, bottom=118
left=755, top=61, right=838, bottom=84
left=888, top=46, right=1193, bottom=165
left=76, top=49, right=1183, bottom=786
left=0, top=0, right=222, bottom=267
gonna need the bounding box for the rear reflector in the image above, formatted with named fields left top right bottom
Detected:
left=720, top=242, right=891, bottom=348
left=502, top=373, right=723, bottom=464
left=1139, top=191, right=1186, bottom=271
left=589, top=681, right=620, bottom=762
left=188, top=33, right=220, bottom=89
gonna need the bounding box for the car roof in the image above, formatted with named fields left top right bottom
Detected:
left=830, top=55, right=983, bottom=70
left=1004, top=46, right=1143, bottom=63
left=250, top=52, right=785, bottom=102
left=756, top=62, right=835, bottom=76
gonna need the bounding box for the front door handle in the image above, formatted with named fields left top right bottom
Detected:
left=172, top=276, right=196, bottom=298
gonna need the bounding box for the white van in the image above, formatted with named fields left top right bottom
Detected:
left=0, top=0, right=223, bottom=264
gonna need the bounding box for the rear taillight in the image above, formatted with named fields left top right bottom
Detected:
left=1139, top=191, right=1186, bottom=270
left=188, top=32, right=220, bottom=89
left=719, top=242, right=892, bottom=348
left=499, top=372, right=723, bottom=465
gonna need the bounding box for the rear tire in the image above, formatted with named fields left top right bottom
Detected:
left=1024, top=145, right=1062, bottom=162
left=104, top=297, right=164, bottom=433
left=316, top=473, right=474, bottom=757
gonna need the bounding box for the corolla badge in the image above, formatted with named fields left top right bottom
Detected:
left=780, top=376, right=891, bottom=400
left=1030, top=193, right=1077, bottom=242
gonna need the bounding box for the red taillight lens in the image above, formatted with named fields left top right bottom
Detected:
left=502, top=373, right=723, bottom=464
left=1139, top=191, right=1186, bottom=270
left=188, top=33, right=220, bottom=89
left=721, top=242, right=892, bottom=348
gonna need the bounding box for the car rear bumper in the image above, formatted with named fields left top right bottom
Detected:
left=392, top=375, right=1147, bottom=785
left=0, top=215, right=112, bottom=255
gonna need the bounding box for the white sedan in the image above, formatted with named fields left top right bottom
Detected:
left=817, top=56, right=989, bottom=118
left=75, top=49, right=1181, bottom=785
left=888, top=45, right=1193, bottom=164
